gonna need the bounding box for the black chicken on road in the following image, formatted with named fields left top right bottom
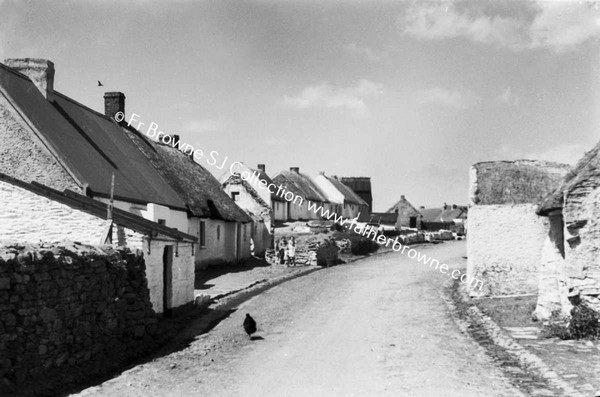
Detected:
left=243, top=313, right=257, bottom=338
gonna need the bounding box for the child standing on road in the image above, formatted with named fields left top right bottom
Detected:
left=286, top=237, right=296, bottom=266
left=278, top=237, right=287, bottom=265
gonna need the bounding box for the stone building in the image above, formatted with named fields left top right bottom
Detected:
left=0, top=173, right=197, bottom=315
left=340, top=177, right=372, bottom=212
left=535, top=141, right=600, bottom=319
left=387, top=195, right=421, bottom=229
left=0, top=58, right=253, bottom=270
left=467, top=160, right=570, bottom=297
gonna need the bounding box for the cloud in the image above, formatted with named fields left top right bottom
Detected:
left=399, top=1, right=600, bottom=53
left=415, top=87, right=479, bottom=110
left=497, top=87, right=520, bottom=106
left=282, top=79, right=383, bottom=114
left=344, top=42, right=382, bottom=62
left=183, top=119, right=224, bottom=134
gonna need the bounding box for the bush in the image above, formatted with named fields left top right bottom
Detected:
left=542, top=304, right=600, bottom=340
left=569, top=304, right=600, bottom=339
left=348, top=236, right=379, bottom=256
left=316, top=238, right=339, bottom=267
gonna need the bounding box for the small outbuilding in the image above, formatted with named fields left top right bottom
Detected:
left=467, top=160, right=570, bottom=298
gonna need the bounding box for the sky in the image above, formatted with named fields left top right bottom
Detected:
left=1, top=0, right=599, bottom=210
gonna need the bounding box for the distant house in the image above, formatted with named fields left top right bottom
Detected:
left=340, top=177, right=372, bottom=212
left=419, top=203, right=468, bottom=233
left=467, top=160, right=570, bottom=298
left=272, top=167, right=329, bottom=221
left=310, top=172, right=368, bottom=219
left=535, top=141, right=600, bottom=320
left=0, top=173, right=197, bottom=315
left=387, top=195, right=421, bottom=229
left=0, top=58, right=253, bottom=270
left=221, top=163, right=276, bottom=255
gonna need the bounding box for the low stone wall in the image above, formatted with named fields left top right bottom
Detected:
left=0, top=242, right=159, bottom=390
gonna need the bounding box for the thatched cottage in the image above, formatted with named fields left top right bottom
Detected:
left=221, top=163, right=278, bottom=255
left=272, top=167, right=329, bottom=221
left=467, top=160, right=570, bottom=298
left=0, top=173, right=197, bottom=315
left=535, top=141, right=600, bottom=319
left=310, top=172, right=369, bottom=219
left=0, top=58, right=253, bottom=270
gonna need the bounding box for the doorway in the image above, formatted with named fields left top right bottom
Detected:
left=162, top=245, right=173, bottom=318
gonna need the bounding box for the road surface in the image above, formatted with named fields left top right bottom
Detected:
left=74, top=241, right=523, bottom=397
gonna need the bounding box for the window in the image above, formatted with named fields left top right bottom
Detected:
left=216, top=225, right=220, bottom=240
left=199, top=221, right=206, bottom=248
left=157, top=219, right=166, bottom=226
left=231, top=191, right=240, bottom=201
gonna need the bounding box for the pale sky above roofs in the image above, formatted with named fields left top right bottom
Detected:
left=0, top=0, right=599, bottom=210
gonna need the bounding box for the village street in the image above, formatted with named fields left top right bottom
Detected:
left=74, top=241, right=524, bottom=397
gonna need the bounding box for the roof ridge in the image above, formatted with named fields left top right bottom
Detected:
left=52, top=90, right=113, bottom=121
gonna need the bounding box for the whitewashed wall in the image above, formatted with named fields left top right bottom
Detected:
left=467, top=204, right=549, bottom=297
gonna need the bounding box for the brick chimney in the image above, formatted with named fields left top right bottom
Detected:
left=290, top=167, right=299, bottom=173
left=257, top=164, right=265, bottom=172
left=104, top=92, right=125, bottom=120
left=5, top=58, right=54, bottom=100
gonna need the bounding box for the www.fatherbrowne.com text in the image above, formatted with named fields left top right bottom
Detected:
left=115, top=111, right=484, bottom=291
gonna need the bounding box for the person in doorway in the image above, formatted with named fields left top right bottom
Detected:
left=278, top=237, right=287, bottom=265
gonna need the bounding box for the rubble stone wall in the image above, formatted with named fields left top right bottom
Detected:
left=0, top=243, right=158, bottom=388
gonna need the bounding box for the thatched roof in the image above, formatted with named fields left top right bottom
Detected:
left=538, top=141, right=600, bottom=215
left=124, top=128, right=252, bottom=223
left=471, top=160, right=570, bottom=206
left=273, top=170, right=328, bottom=202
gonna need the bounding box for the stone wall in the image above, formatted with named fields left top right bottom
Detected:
left=467, top=204, right=550, bottom=297
left=0, top=243, right=158, bottom=389
left=563, top=185, right=600, bottom=312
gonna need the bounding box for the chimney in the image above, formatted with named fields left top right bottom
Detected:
left=419, top=206, right=425, bottom=209
left=104, top=92, right=125, bottom=121
left=257, top=164, right=266, bottom=172
left=401, top=195, right=405, bottom=199
left=173, top=134, right=180, bottom=143
left=452, top=204, right=457, bottom=209
left=290, top=167, right=299, bottom=173
left=443, top=202, right=448, bottom=210
left=5, top=58, right=54, bottom=100
left=319, top=171, right=325, bottom=176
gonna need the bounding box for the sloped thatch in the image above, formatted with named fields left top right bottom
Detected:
left=124, top=128, right=252, bottom=223
left=222, top=173, right=271, bottom=209
left=472, top=160, right=570, bottom=206
left=273, top=170, right=327, bottom=203
left=538, top=142, right=600, bottom=215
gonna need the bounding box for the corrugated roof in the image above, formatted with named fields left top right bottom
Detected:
left=538, top=141, right=600, bottom=215
left=327, top=176, right=368, bottom=206
left=0, top=63, right=187, bottom=210
left=123, top=127, right=252, bottom=223
left=420, top=207, right=468, bottom=222
left=0, top=172, right=196, bottom=242
left=273, top=170, right=328, bottom=203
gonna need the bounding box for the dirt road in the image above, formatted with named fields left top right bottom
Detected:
left=74, top=241, right=523, bottom=397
